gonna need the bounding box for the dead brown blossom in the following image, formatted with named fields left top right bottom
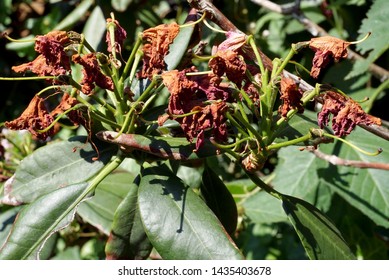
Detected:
left=278, top=77, right=304, bottom=117
left=161, top=69, right=229, bottom=150
left=318, top=91, right=381, bottom=137
left=309, top=36, right=350, bottom=79
left=138, top=23, right=180, bottom=80
left=12, top=31, right=71, bottom=77
left=209, top=49, right=247, bottom=86
left=5, top=95, right=54, bottom=140
left=72, top=53, right=114, bottom=95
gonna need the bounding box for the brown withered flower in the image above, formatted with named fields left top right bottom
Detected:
left=318, top=91, right=381, bottom=137
left=5, top=95, right=54, bottom=140
left=106, top=18, right=127, bottom=53
left=161, top=69, right=230, bottom=150
left=209, top=49, right=247, bottom=86
left=72, top=53, right=114, bottom=95
left=12, top=31, right=71, bottom=77
left=138, top=22, right=180, bottom=80
left=278, top=77, right=304, bottom=117
left=309, top=36, right=350, bottom=79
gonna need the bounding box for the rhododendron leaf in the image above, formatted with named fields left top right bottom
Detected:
left=1, top=136, right=114, bottom=205
left=165, top=24, right=195, bottom=71
left=200, top=164, right=238, bottom=235
left=0, top=183, right=89, bottom=260
left=111, top=0, right=134, bottom=12
left=138, top=166, right=243, bottom=260
left=282, top=194, right=356, bottom=260
left=77, top=173, right=135, bottom=235
left=105, top=181, right=152, bottom=260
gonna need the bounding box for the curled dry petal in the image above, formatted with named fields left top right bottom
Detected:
left=209, top=49, right=247, bottom=86
left=138, top=22, right=180, bottom=79
left=12, top=31, right=71, bottom=77
left=161, top=69, right=229, bottom=150
left=72, top=53, right=114, bottom=95
left=309, top=36, right=350, bottom=78
left=50, top=93, right=79, bottom=117
left=106, top=18, right=127, bottom=53
left=318, top=91, right=381, bottom=137
left=278, top=77, right=304, bottom=117
left=5, top=95, right=54, bottom=140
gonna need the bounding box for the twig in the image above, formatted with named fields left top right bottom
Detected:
left=251, top=0, right=389, bottom=81
left=308, top=147, right=389, bottom=171
left=187, top=0, right=389, bottom=141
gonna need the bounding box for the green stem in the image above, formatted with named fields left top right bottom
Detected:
left=267, top=132, right=312, bottom=150
left=232, top=110, right=265, bottom=149
left=226, top=111, right=250, bottom=138
left=244, top=170, right=282, bottom=199
left=119, top=35, right=143, bottom=84
left=323, top=133, right=382, bottom=156
left=272, top=45, right=298, bottom=79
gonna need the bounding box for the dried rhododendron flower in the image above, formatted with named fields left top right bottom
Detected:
left=161, top=69, right=229, bottom=150
left=72, top=53, right=114, bottom=95
left=209, top=49, right=247, bottom=86
left=318, top=91, right=381, bottom=137
left=309, top=36, right=350, bottom=78
left=278, top=77, right=304, bottom=117
left=5, top=95, right=54, bottom=140
left=138, top=22, right=180, bottom=79
left=106, top=18, right=127, bottom=53
left=12, top=31, right=71, bottom=77
left=50, top=93, right=79, bottom=117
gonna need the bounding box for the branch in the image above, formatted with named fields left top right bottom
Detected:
left=308, top=147, right=389, bottom=171
left=250, top=0, right=389, bottom=82
left=187, top=0, right=389, bottom=141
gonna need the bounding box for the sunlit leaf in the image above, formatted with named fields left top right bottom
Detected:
left=0, top=183, right=89, bottom=260
left=77, top=172, right=134, bottom=235
left=1, top=136, right=114, bottom=205
left=138, top=166, right=243, bottom=260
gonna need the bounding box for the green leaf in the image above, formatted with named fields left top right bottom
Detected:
left=77, top=172, right=134, bottom=235
left=54, top=0, right=94, bottom=31
left=282, top=195, right=356, bottom=260
left=243, top=191, right=287, bottom=224
left=347, top=0, right=389, bottom=78
left=82, top=6, right=106, bottom=51
left=138, top=166, right=243, bottom=260
left=272, top=146, right=333, bottom=211
left=274, top=110, right=331, bottom=146
left=105, top=182, right=152, bottom=260
left=1, top=136, right=114, bottom=205
left=0, top=206, right=21, bottom=248
left=319, top=126, right=389, bottom=227
left=165, top=24, right=195, bottom=71
left=0, top=183, right=89, bottom=260
left=200, top=165, right=238, bottom=235
left=111, top=0, right=133, bottom=12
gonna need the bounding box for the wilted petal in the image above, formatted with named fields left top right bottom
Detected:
left=209, top=49, right=246, bottom=86
left=278, top=77, right=304, bottom=117
left=309, top=36, right=350, bottom=78
left=317, top=91, right=381, bottom=137
left=5, top=95, right=54, bottom=140
left=72, top=53, right=114, bottom=95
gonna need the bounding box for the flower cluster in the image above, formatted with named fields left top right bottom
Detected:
left=4, top=18, right=127, bottom=140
